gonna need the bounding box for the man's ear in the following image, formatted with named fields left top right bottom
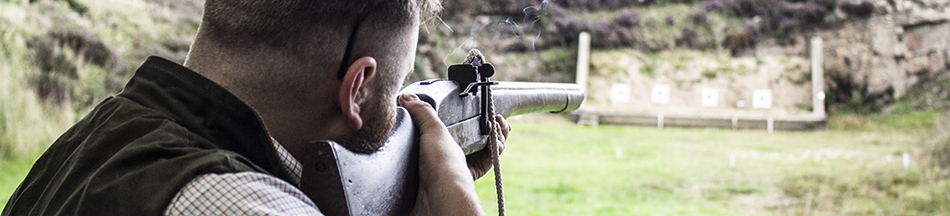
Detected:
left=338, top=56, right=377, bottom=131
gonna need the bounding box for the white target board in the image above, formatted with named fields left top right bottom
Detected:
left=610, top=84, right=630, bottom=103
left=752, top=89, right=772, bottom=109
left=651, top=84, right=670, bottom=104
left=701, top=88, right=718, bottom=107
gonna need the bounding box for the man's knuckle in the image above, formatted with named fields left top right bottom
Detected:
left=404, top=103, right=426, bottom=111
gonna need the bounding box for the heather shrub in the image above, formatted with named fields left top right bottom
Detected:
left=616, top=27, right=637, bottom=47
left=811, top=0, right=838, bottom=10
left=550, top=0, right=644, bottom=11
left=841, top=1, right=874, bottom=17
left=690, top=12, right=708, bottom=26
left=722, top=0, right=834, bottom=37
left=604, top=0, right=622, bottom=9
left=592, top=20, right=621, bottom=48
left=743, top=20, right=760, bottom=35
left=724, top=0, right=779, bottom=18
left=616, top=10, right=640, bottom=27
left=723, top=30, right=755, bottom=56
left=24, top=27, right=117, bottom=105
left=797, top=2, right=830, bottom=25
left=703, top=0, right=723, bottom=11
left=39, top=28, right=114, bottom=68
left=553, top=17, right=590, bottom=45
left=594, top=20, right=612, bottom=40
left=675, top=27, right=698, bottom=48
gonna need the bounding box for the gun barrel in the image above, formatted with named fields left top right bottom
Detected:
left=492, top=81, right=584, bottom=117
left=398, top=79, right=584, bottom=154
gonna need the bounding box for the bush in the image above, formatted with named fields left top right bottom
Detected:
left=604, top=0, right=622, bottom=9
left=592, top=20, right=622, bottom=48
left=595, top=20, right=612, bottom=40
left=811, top=0, right=838, bottom=10
left=690, top=12, right=708, bottom=26
left=722, top=30, right=755, bottom=56
left=537, top=0, right=645, bottom=12
left=669, top=0, right=698, bottom=3
left=841, top=1, right=874, bottom=18
left=552, top=15, right=639, bottom=49
left=616, top=10, right=640, bottom=27
left=45, top=0, right=89, bottom=14
left=724, top=0, right=778, bottom=18
left=703, top=0, right=723, bottom=11
left=701, top=70, right=718, bottom=79
left=44, top=28, right=114, bottom=68
left=743, top=20, right=761, bottom=35
left=616, top=28, right=636, bottom=47
left=675, top=27, right=698, bottom=48
left=934, top=117, right=950, bottom=169
left=553, top=17, right=590, bottom=44
left=797, top=2, right=830, bottom=25
left=24, top=27, right=117, bottom=105
left=721, top=0, right=835, bottom=37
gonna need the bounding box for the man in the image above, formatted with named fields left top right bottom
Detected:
left=2, top=0, right=509, bottom=215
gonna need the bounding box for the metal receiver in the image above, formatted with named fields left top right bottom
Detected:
left=401, top=80, right=584, bottom=154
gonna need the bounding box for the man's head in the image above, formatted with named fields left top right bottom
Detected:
left=184, top=0, right=440, bottom=156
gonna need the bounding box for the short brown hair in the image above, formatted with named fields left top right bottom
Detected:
left=201, top=0, right=440, bottom=49
left=195, top=0, right=440, bottom=105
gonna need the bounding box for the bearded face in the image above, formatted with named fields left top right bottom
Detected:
left=329, top=15, right=416, bottom=153
left=332, top=86, right=398, bottom=154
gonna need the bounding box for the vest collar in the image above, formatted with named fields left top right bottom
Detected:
left=117, top=56, right=295, bottom=183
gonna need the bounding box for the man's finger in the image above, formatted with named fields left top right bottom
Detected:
left=493, top=115, right=508, bottom=153
left=495, top=115, right=510, bottom=139
left=399, top=94, right=446, bottom=131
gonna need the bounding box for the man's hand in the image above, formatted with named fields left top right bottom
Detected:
left=399, top=93, right=485, bottom=216
left=466, top=115, right=510, bottom=180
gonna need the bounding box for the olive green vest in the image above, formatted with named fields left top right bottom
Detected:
left=2, top=57, right=295, bottom=216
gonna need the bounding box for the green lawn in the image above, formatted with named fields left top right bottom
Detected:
left=1, top=113, right=946, bottom=215
left=474, top=114, right=946, bottom=215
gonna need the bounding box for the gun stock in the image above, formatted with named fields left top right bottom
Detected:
left=300, top=79, right=584, bottom=216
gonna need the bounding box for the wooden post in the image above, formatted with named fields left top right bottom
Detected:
left=576, top=32, right=591, bottom=94
left=810, top=37, right=825, bottom=117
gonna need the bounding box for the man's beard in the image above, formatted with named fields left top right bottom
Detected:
left=333, top=100, right=396, bottom=154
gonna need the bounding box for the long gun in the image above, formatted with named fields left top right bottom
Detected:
left=298, top=58, right=584, bottom=216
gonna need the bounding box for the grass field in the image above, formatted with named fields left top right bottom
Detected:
left=472, top=113, right=948, bottom=215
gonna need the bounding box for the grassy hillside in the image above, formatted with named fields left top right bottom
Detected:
left=0, top=0, right=198, bottom=203
left=0, top=0, right=198, bottom=157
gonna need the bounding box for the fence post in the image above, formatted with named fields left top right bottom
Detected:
left=576, top=32, right=591, bottom=95
left=810, top=37, right=825, bottom=117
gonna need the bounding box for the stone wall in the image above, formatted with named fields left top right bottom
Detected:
left=759, top=0, right=950, bottom=111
